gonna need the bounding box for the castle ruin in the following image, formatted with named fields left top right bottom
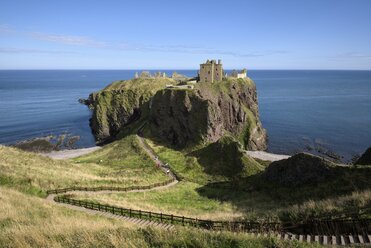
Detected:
left=198, top=59, right=247, bottom=83
left=199, top=59, right=223, bottom=83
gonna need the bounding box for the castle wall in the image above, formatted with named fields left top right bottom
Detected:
left=199, top=61, right=223, bottom=83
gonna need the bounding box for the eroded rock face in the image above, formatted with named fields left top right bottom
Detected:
left=87, top=78, right=175, bottom=142
left=87, top=77, right=267, bottom=150
left=356, top=147, right=371, bottom=165
left=149, top=79, right=267, bottom=150
left=263, top=153, right=335, bottom=186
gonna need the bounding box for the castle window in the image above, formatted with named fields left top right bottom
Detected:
left=208, top=71, right=210, bottom=74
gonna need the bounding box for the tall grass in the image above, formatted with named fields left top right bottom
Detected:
left=0, top=135, right=168, bottom=196
left=0, top=188, right=316, bottom=248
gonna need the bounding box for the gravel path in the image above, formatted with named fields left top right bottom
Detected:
left=44, top=135, right=370, bottom=245
left=46, top=134, right=178, bottom=230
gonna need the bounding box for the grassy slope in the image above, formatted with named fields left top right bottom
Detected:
left=1, top=188, right=312, bottom=248
left=145, top=136, right=263, bottom=184
left=0, top=135, right=168, bottom=197
left=71, top=181, right=244, bottom=221
left=78, top=137, right=371, bottom=223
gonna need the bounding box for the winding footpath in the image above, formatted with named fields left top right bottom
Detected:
left=46, top=135, right=370, bottom=246
left=46, top=134, right=178, bottom=229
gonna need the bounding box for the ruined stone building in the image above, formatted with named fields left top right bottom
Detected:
left=199, top=59, right=223, bottom=83
left=230, top=69, right=247, bottom=79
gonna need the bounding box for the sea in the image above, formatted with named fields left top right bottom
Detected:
left=0, top=70, right=370, bottom=162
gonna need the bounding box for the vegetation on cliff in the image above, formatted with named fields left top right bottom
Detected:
left=88, top=78, right=177, bottom=141
left=88, top=77, right=266, bottom=151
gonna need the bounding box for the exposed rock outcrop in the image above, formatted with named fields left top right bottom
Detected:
left=87, top=78, right=176, bottom=142
left=87, top=77, right=267, bottom=150
left=263, top=153, right=336, bottom=186
left=356, top=147, right=371, bottom=165
left=149, top=78, right=267, bottom=150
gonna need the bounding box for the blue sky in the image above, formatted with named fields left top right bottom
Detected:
left=0, top=0, right=370, bottom=69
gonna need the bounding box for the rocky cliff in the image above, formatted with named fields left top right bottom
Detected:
left=87, top=78, right=176, bottom=141
left=149, top=78, right=266, bottom=150
left=87, top=77, right=267, bottom=150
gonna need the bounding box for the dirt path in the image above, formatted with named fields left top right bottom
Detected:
left=46, top=134, right=178, bottom=230
left=45, top=135, right=369, bottom=246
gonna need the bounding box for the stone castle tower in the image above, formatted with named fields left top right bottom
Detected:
left=199, top=59, right=223, bottom=83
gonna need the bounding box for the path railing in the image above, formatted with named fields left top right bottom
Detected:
left=54, top=194, right=281, bottom=233
left=46, top=127, right=371, bottom=236
left=47, top=178, right=175, bottom=195
left=52, top=193, right=370, bottom=235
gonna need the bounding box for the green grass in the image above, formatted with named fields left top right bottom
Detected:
left=145, top=138, right=211, bottom=183
left=71, top=181, right=243, bottom=220
left=145, top=136, right=264, bottom=184
left=76, top=138, right=371, bottom=223
left=0, top=135, right=168, bottom=196
left=2, top=187, right=317, bottom=248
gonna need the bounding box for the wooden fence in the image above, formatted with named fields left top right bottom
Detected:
left=47, top=178, right=175, bottom=195
left=54, top=195, right=282, bottom=233
left=52, top=192, right=370, bottom=235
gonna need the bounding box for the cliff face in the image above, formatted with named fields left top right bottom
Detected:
left=87, top=78, right=176, bottom=141
left=149, top=78, right=267, bottom=150
left=88, top=77, right=267, bottom=150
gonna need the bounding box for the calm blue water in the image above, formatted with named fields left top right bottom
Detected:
left=0, top=70, right=370, bottom=161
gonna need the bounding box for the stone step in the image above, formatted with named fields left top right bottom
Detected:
left=349, top=235, right=355, bottom=245
left=322, top=235, right=329, bottom=245
left=306, top=235, right=312, bottom=243
left=299, top=235, right=304, bottom=242
left=358, top=234, right=365, bottom=244
left=284, top=233, right=289, bottom=240
left=314, top=235, right=319, bottom=243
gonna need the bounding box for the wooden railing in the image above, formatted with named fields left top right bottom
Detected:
left=47, top=178, right=175, bottom=195
left=50, top=188, right=370, bottom=235
left=53, top=194, right=282, bottom=233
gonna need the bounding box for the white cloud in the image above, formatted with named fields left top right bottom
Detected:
left=0, top=47, right=77, bottom=54
left=0, top=24, right=13, bottom=33
left=30, top=32, right=108, bottom=48
left=2, top=27, right=287, bottom=58
left=330, top=52, right=371, bottom=59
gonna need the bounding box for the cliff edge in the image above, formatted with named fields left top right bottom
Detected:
left=87, top=77, right=267, bottom=151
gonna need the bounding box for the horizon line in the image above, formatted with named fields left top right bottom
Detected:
left=1, top=68, right=371, bottom=71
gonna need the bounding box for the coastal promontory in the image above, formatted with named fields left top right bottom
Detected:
left=86, top=61, right=266, bottom=151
